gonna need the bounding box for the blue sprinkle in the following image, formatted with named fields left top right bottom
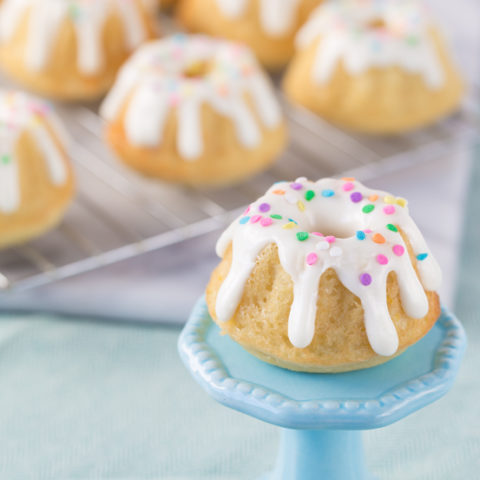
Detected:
left=322, top=189, right=335, bottom=198
left=417, top=253, right=428, bottom=261
left=356, top=231, right=366, bottom=240
left=288, top=218, right=298, bottom=225
left=239, top=217, right=250, bottom=224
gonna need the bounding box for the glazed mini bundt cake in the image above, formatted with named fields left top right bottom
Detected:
left=178, top=0, right=323, bottom=69
left=206, top=177, right=442, bottom=372
left=0, top=0, right=157, bottom=100
left=0, top=90, right=74, bottom=249
left=100, top=34, right=286, bottom=186
left=283, top=0, right=463, bottom=134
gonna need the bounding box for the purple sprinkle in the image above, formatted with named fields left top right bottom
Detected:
left=359, top=273, right=372, bottom=286
left=259, top=202, right=271, bottom=213
left=350, top=192, right=363, bottom=203
left=290, top=182, right=303, bottom=190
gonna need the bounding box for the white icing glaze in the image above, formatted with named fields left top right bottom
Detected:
left=215, top=0, right=302, bottom=37
left=296, top=0, right=445, bottom=89
left=0, top=0, right=149, bottom=74
left=0, top=91, right=69, bottom=214
left=100, top=34, right=283, bottom=161
left=215, top=177, right=442, bottom=357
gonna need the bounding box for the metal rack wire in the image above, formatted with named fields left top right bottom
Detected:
left=0, top=7, right=478, bottom=294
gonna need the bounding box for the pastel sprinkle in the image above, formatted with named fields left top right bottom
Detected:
left=364, top=229, right=373, bottom=234
left=297, top=201, right=306, bottom=212
left=239, top=217, right=250, bottom=224
left=343, top=182, right=354, bottom=192
left=1, top=154, right=11, bottom=165
left=316, top=241, right=330, bottom=250
left=393, top=244, right=405, bottom=256
left=243, top=206, right=251, bottom=215
left=363, top=204, right=375, bottom=213
left=260, top=217, right=273, bottom=227
left=384, top=195, right=395, bottom=204
left=330, top=246, right=343, bottom=257
left=377, top=254, right=388, bottom=265
left=288, top=218, right=298, bottom=224
left=273, top=189, right=285, bottom=195
left=360, top=273, right=372, bottom=286
left=325, top=236, right=336, bottom=243
left=342, top=177, right=355, bottom=181
left=311, top=232, right=324, bottom=237
left=350, top=192, right=363, bottom=203
left=296, top=232, right=309, bottom=242
left=387, top=224, right=398, bottom=232
left=396, top=198, right=408, bottom=207
left=372, top=233, right=385, bottom=244
left=356, top=231, right=366, bottom=240
left=259, top=203, right=271, bottom=213
left=270, top=214, right=282, bottom=219
left=417, top=253, right=429, bottom=261
left=306, top=253, right=318, bottom=266
left=383, top=205, right=396, bottom=215
left=290, top=182, right=303, bottom=190
left=283, top=222, right=296, bottom=230
left=322, top=189, right=335, bottom=197
left=369, top=194, right=379, bottom=202
left=250, top=215, right=262, bottom=224
left=305, top=190, right=315, bottom=201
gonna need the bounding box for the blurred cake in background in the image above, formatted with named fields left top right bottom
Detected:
left=283, top=0, right=463, bottom=134
left=177, top=0, right=323, bottom=69
left=0, top=0, right=157, bottom=100
left=0, top=91, right=74, bottom=248
left=100, top=34, right=286, bottom=186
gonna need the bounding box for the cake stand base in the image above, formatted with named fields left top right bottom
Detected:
left=179, top=297, right=466, bottom=480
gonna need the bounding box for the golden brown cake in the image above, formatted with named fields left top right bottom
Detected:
left=206, top=177, right=442, bottom=372
left=177, top=0, right=323, bottom=69
left=283, top=0, right=463, bottom=134
left=0, top=91, right=74, bottom=249
left=0, top=0, right=157, bottom=101
left=100, top=34, right=287, bottom=186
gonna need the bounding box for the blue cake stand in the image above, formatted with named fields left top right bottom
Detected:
left=178, top=297, right=466, bottom=480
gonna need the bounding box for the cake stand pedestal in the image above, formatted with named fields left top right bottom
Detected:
left=178, top=297, right=466, bottom=480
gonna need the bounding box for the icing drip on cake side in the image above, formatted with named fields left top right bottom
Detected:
left=215, top=177, right=442, bottom=357
left=296, top=0, right=445, bottom=89
left=0, top=91, right=69, bottom=214
left=0, top=0, right=149, bottom=74
left=100, top=35, right=283, bottom=160
left=215, top=0, right=302, bottom=36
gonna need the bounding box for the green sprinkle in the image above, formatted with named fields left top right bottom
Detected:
left=362, top=204, right=375, bottom=214
left=387, top=224, right=398, bottom=232
left=270, top=214, right=282, bottom=220
left=407, top=36, right=419, bottom=46
left=296, top=232, right=309, bottom=242
left=1, top=154, right=10, bottom=165
left=305, top=190, right=315, bottom=202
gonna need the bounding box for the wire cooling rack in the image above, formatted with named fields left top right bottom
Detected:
left=0, top=10, right=478, bottom=293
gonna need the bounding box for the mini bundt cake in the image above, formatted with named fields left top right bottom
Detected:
left=177, top=0, right=323, bottom=69
left=100, top=34, right=286, bottom=186
left=0, top=90, right=74, bottom=249
left=283, top=0, right=463, bottom=134
left=206, top=177, right=442, bottom=372
left=0, top=0, right=157, bottom=100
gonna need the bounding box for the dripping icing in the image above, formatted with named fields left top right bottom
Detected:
left=100, top=35, right=283, bottom=160
left=0, top=0, right=149, bottom=74
left=296, top=0, right=445, bottom=89
left=215, top=177, right=442, bottom=357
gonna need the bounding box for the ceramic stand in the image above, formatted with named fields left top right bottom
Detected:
left=179, top=297, right=466, bottom=480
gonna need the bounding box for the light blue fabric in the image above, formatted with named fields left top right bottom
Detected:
left=0, top=155, right=479, bottom=479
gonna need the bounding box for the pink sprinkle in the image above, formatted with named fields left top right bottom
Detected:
left=377, top=254, right=389, bottom=265
left=260, top=217, right=273, bottom=227
left=342, top=182, right=354, bottom=192
left=311, top=232, right=324, bottom=237
left=243, top=206, right=251, bottom=215
left=393, top=244, right=405, bottom=256
left=364, top=229, right=372, bottom=234
left=325, top=236, right=336, bottom=243
left=306, top=252, right=318, bottom=266
left=383, top=205, right=396, bottom=215
left=250, top=215, right=262, bottom=224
